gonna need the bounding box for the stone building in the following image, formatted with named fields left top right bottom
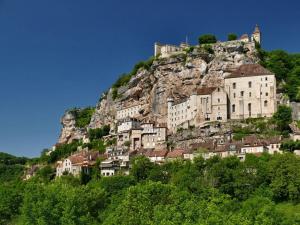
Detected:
left=167, top=87, right=227, bottom=133
left=225, top=64, right=276, bottom=120
left=117, top=118, right=140, bottom=133
left=154, top=42, right=189, bottom=58
left=116, top=104, right=142, bottom=120
left=56, top=151, right=99, bottom=177
left=141, top=123, right=167, bottom=150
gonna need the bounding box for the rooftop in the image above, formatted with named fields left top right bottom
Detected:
left=226, top=64, right=273, bottom=79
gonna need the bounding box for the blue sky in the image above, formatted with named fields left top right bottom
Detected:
left=0, top=0, right=299, bottom=157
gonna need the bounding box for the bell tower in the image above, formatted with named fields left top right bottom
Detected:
left=251, top=24, right=261, bottom=44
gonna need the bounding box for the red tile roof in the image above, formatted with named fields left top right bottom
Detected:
left=197, top=87, right=218, bottom=95
left=167, top=149, right=185, bottom=158
left=226, top=64, right=273, bottom=79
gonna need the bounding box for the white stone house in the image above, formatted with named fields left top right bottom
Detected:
left=225, top=64, right=277, bottom=120
left=56, top=151, right=99, bottom=177
left=117, top=118, right=140, bottom=133
left=167, top=87, right=227, bottom=133
left=141, top=123, right=167, bottom=149
left=116, top=104, right=142, bottom=120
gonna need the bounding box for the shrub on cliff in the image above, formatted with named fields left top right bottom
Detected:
left=227, top=33, right=237, bottom=41
left=198, top=34, right=217, bottom=44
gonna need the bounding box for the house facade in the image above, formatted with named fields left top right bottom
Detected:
left=225, top=64, right=276, bottom=120
left=167, top=87, right=227, bottom=133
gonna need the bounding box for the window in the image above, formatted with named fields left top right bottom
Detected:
left=264, top=100, right=268, bottom=107
left=232, top=104, right=236, bottom=113
left=233, top=83, right=236, bottom=89
left=218, top=88, right=220, bottom=92
left=265, top=83, right=268, bottom=87
left=241, top=91, right=244, bottom=97
left=248, top=81, right=252, bottom=88
left=266, top=92, right=268, bottom=96
left=233, top=93, right=236, bottom=98
left=249, top=92, right=252, bottom=97
left=265, top=77, right=268, bottom=81
left=218, top=98, right=220, bottom=103
left=248, top=103, right=251, bottom=111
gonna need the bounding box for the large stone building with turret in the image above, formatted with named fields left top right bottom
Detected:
left=167, top=64, right=276, bottom=133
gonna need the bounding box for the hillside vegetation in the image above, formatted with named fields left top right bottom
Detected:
left=1, top=153, right=300, bottom=224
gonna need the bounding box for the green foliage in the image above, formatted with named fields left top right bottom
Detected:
left=227, top=33, right=238, bottom=41
left=131, top=156, right=155, bottom=182
left=2, top=152, right=300, bottom=224
left=19, top=181, right=107, bottom=225
left=203, top=44, right=214, bottom=54
left=280, top=140, right=300, bottom=152
left=272, top=105, right=292, bottom=132
left=47, top=141, right=81, bottom=163
left=88, top=125, right=110, bottom=141
left=69, top=107, right=95, bottom=128
left=111, top=57, right=155, bottom=100
left=260, top=50, right=300, bottom=101
left=83, top=139, right=106, bottom=152
left=198, top=34, right=217, bottom=44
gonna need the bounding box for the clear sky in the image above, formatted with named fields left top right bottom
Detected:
left=0, top=0, right=299, bottom=157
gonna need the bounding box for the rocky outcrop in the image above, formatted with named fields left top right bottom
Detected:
left=58, top=111, right=86, bottom=144
left=89, top=41, right=258, bottom=129
left=58, top=41, right=259, bottom=142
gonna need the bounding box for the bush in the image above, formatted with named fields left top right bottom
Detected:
left=69, top=107, right=95, bottom=128
left=227, top=33, right=237, bottom=41
left=198, top=34, right=217, bottom=44
left=88, top=125, right=110, bottom=141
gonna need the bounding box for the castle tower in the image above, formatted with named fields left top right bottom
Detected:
left=251, top=24, right=261, bottom=44
left=154, top=42, right=162, bottom=57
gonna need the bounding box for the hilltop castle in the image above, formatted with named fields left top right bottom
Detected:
left=155, top=25, right=261, bottom=58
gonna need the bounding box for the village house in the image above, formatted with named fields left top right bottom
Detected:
left=167, top=87, right=227, bottom=133
left=56, top=151, right=99, bottom=177
left=263, top=136, right=282, bottom=154
left=100, top=159, right=120, bottom=177
left=166, top=149, right=185, bottom=161
left=117, top=118, right=140, bottom=133
left=141, top=123, right=167, bottom=150
left=116, top=120, right=167, bottom=151
left=116, top=104, right=143, bottom=120
left=289, top=122, right=300, bottom=141
left=225, top=64, right=277, bottom=120
left=143, top=149, right=168, bottom=164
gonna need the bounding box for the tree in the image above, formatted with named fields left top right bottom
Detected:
left=198, top=34, right=217, bottom=44
left=227, top=33, right=237, bottom=41
left=272, top=105, right=292, bottom=132
left=130, top=156, right=154, bottom=182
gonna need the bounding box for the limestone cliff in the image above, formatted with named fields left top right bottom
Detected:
left=58, top=41, right=259, bottom=143
left=89, top=41, right=258, bottom=127
left=58, top=111, right=87, bottom=144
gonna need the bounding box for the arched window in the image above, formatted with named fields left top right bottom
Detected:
left=264, top=100, right=268, bottom=107
left=232, top=104, right=236, bottom=113
left=248, top=103, right=251, bottom=111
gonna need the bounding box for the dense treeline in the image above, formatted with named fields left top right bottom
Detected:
left=259, top=48, right=300, bottom=101
left=1, top=153, right=300, bottom=224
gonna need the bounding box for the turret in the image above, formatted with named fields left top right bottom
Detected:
left=251, top=24, right=261, bottom=44
left=167, top=98, right=174, bottom=110
left=154, top=42, right=162, bottom=57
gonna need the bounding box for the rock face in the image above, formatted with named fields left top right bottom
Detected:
left=58, top=111, right=86, bottom=144
left=89, top=41, right=258, bottom=128
left=58, top=41, right=259, bottom=142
